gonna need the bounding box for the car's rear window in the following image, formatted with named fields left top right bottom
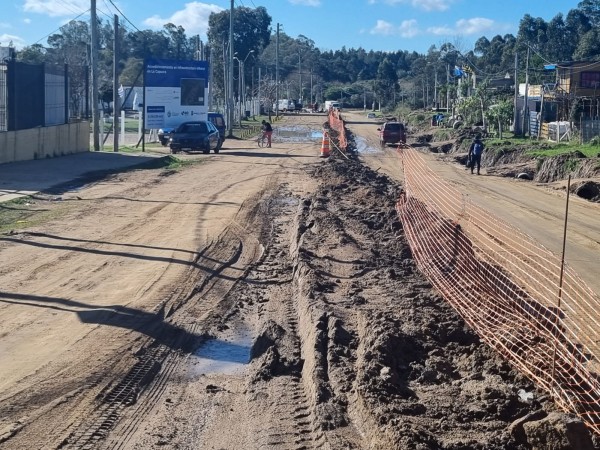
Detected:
left=181, top=123, right=207, bottom=133
left=385, top=123, right=404, bottom=131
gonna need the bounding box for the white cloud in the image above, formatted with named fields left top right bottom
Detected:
left=143, top=2, right=224, bottom=36
left=417, top=0, right=450, bottom=11
left=289, top=0, right=321, bottom=5
left=455, top=18, right=495, bottom=34
left=368, top=0, right=451, bottom=11
left=371, top=20, right=395, bottom=36
left=23, top=0, right=89, bottom=17
left=428, top=25, right=454, bottom=35
left=0, top=34, right=27, bottom=50
left=24, top=18, right=32, bottom=24
left=427, top=17, right=496, bottom=36
left=370, top=19, right=419, bottom=38
left=0, top=22, right=11, bottom=29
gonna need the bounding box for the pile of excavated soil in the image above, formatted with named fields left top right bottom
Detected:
left=411, top=127, right=600, bottom=202
left=238, top=145, right=597, bottom=448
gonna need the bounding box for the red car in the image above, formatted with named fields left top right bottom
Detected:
left=378, top=121, right=406, bottom=146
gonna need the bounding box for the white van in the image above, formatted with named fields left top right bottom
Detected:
left=324, top=101, right=341, bottom=111
left=273, top=99, right=295, bottom=112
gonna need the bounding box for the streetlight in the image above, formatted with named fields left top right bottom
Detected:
left=234, top=50, right=254, bottom=124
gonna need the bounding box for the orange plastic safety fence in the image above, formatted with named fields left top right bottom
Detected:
left=396, top=146, right=600, bottom=433
left=328, top=110, right=347, bottom=150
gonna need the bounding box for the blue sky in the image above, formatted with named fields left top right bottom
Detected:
left=1, top=0, right=581, bottom=54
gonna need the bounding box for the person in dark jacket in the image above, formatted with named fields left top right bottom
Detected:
left=468, top=134, right=485, bottom=175
left=261, top=120, right=273, bottom=147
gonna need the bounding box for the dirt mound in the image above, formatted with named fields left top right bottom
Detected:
left=261, top=149, right=596, bottom=448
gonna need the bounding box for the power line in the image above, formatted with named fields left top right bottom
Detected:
left=525, top=42, right=600, bottom=70
left=107, top=0, right=141, bottom=32
left=34, top=9, right=90, bottom=44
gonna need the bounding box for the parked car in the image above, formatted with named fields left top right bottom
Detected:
left=169, top=121, right=221, bottom=154
left=208, top=112, right=226, bottom=143
left=158, top=112, right=226, bottom=146
left=158, top=126, right=174, bottom=146
left=378, top=121, right=406, bottom=146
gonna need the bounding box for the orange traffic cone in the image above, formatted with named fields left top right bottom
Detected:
left=320, top=131, right=330, bottom=158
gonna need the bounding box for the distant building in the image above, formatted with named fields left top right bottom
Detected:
left=0, top=46, right=15, bottom=62
left=121, top=86, right=143, bottom=110
left=555, top=60, right=600, bottom=97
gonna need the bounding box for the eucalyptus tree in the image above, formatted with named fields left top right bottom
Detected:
left=545, top=14, right=573, bottom=62
left=207, top=6, right=272, bottom=100
left=375, top=57, right=398, bottom=107
left=573, top=28, right=600, bottom=60
left=163, top=23, right=195, bottom=60
left=16, top=44, right=48, bottom=64
left=45, top=20, right=94, bottom=115
left=577, top=0, right=600, bottom=26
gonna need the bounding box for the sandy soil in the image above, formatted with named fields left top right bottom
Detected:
left=0, top=113, right=597, bottom=449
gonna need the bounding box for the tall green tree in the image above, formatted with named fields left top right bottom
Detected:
left=375, top=57, right=398, bottom=107
left=578, top=0, right=600, bottom=26
left=573, top=29, right=600, bottom=60
left=207, top=6, right=272, bottom=100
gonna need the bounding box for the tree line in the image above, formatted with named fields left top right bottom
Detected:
left=13, top=0, right=600, bottom=111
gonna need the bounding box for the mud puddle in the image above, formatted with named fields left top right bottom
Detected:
left=275, top=125, right=323, bottom=143
left=191, top=330, right=253, bottom=376
left=354, top=135, right=380, bottom=154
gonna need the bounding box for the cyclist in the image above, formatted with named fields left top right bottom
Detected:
left=261, top=120, right=273, bottom=148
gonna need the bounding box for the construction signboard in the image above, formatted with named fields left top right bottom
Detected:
left=144, top=58, right=209, bottom=129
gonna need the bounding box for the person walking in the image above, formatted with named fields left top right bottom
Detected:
left=468, top=134, right=485, bottom=175
left=261, top=120, right=273, bottom=148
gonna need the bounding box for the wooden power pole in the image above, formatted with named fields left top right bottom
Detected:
left=90, top=0, right=100, bottom=151
left=112, top=14, right=119, bottom=152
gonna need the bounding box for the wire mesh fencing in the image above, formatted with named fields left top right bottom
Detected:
left=396, top=146, right=600, bottom=433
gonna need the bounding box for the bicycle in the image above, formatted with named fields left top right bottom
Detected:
left=257, top=131, right=272, bottom=148
left=257, top=132, right=267, bottom=147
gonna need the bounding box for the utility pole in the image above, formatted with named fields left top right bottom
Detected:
left=112, top=14, right=119, bottom=152
left=298, top=53, right=302, bottom=104
left=227, top=0, right=234, bottom=137
left=513, top=52, right=519, bottom=134
left=275, top=23, right=279, bottom=118
left=521, top=46, right=530, bottom=137
left=434, top=71, right=438, bottom=109
left=446, top=64, right=450, bottom=112
left=90, top=0, right=100, bottom=151
left=310, top=67, right=313, bottom=105
left=208, top=47, right=213, bottom=110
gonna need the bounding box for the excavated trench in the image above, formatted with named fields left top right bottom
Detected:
left=235, top=138, right=598, bottom=448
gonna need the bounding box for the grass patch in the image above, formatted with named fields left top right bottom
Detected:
left=0, top=196, right=72, bottom=233
left=432, top=129, right=455, bottom=141
left=526, top=142, right=600, bottom=158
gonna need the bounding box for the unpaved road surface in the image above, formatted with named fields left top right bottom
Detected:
left=0, top=113, right=597, bottom=449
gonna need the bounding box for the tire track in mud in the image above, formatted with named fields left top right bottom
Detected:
left=59, top=186, right=273, bottom=450
left=241, top=191, right=319, bottom=450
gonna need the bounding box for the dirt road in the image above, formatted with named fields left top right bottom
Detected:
left=0, top=113, right=596, bottom=449
left=344, top=110, right=600, bottom=296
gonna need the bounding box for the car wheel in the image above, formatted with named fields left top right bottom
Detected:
left=380, top=140, right=386, bottom=147
left=170, top=147, right=178, bottom=154
left=216, top=139, right=223, bottom=151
